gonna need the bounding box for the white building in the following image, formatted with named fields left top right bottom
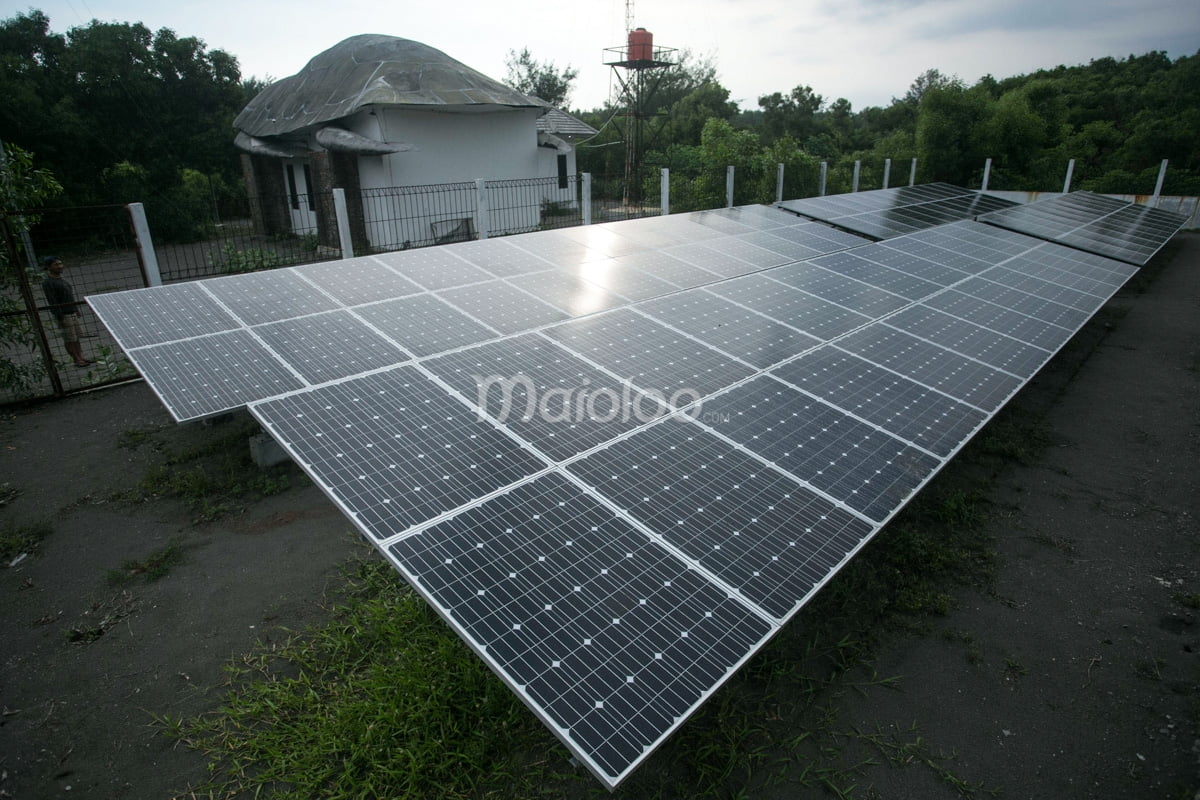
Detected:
left=233, top=34, right=593, bottom=251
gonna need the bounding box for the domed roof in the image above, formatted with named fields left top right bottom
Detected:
left=234, top=34, right=547, bottom=138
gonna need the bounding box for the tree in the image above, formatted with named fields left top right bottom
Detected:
left=1, top=141, right=62, bottom=393
left=503, top=47, right=578, bottom=107
left=0, top=11, right=245, bottom=212
left=901, top=68, right=954, bottom=105
left=757, top=85, right=824, bottom=143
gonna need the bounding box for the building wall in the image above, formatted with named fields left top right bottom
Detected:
left=347, top=107, right=544, bottom=248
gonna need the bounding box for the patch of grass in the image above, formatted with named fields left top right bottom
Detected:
left=65, top=590, right=136, bottom=644
left=113, top=414, right=300, bottom=522
left=975, top=418, right=1054, bottom=467
left=0, top=519, right=52, bottom=563
left=1172, top=593, right=1200, bottom=610
left=1002, top=658, right=1027, bottom=683
left=107, top=539, right=186, bottom=584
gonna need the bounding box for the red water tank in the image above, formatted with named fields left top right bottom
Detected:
left=628, top=28, right=653, bottom=62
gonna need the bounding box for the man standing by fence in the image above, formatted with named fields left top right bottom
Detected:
left=41, top=256, right=92, bottom=367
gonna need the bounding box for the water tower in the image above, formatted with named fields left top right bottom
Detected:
left=604, top=28, right=675, bottom=205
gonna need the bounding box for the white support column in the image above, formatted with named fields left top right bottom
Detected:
left=582, top=173, right=593, bottom=225
left=126, top=202, right=162, bottom=287
left=981, top=158, right=992, bottom=192
left=776, top=163, right=785, bottom=204
left=475, top=178, right=490, bottom=240
left=660, top=168, right=670, bottom=216
left=909, top=158, right=918, bottom=186
left=1062, top=159, right=1075, bottom=194
left=819, top=162, right=828, bottom=197
left=882, top=158, right=892, bottom=190
left=1152, top=159, right=1169, bottom=207
left=852, top=160, right=861, bottom=192
left=332, top=188, right=354, bottom=259
left=726, top=166, right=735, bottom=208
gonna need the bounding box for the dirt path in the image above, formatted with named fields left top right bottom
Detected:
left=1, top=235, right=1197, bottom=799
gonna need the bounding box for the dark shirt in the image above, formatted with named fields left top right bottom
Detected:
left=42, top=275, right=76, bottom=322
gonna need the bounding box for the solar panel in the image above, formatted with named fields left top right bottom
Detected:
left=88, top=281, right=239, bottom=349
left=132, top=329, right=304, bottom=420
left=778, top=183, right=1019, bottom=240
left=978, top=191, right=1189, bottom=265
left=385, top=470, right=775, bottom=786
left=250, top=365, right=548, bottom=537
left=87, top=191, right=1181, bottom=788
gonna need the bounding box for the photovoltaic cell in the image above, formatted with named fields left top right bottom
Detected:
left=766, top=262, right=911, bottom=317
left=778, top=184, right=1018, bottom=240
left=807, top=251, right=944, bottom=299
left=605, top=251, right=722, bottom=290
left=449, top=238, right=554, bottom=277
left=352, top=294, right=498, bottom=357
left=559, top=261, right=680, bottom=302
left=387, top=471, right=774, bottom=786
left=203, top=269, right=341, bottom=325
left=709, top=274, right=873, bottom=340
left=978, top=191, right=1188, bottom=265
left=636, top=290, right=821, bottom=368
left=423, top=333, right=665, bottom=461
left=698, top=376, right=941, bottom=522
left=129, top=329, right=303, bottom=421
left=833, top=324, right=1023, bottom=411
left=378, top=247, right=493, bottom=290
left=87, top=282, right=239, bottom=349
left=295, top=256, right=423, bottom=305
left=255, top=310, right=411, bottom=384
left=543, top=309, right=757, bottom=405
left=922, top=290, right=1073, bottom=352
left=248, top=366, right=547, bottom=538
left=770, top=347, right=987, bottom=458
left=506, top=270, right=627, bottom=316
left=437, top=281, right=570, bottom=334
left=881, top=305, right=1051, bottom=376
left=567, top=417, right=874, bottom=620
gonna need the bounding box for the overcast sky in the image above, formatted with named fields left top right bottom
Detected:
left=24, top=0, right=1200, bottom=112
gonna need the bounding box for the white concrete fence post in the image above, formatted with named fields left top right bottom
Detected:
left=909, top=158, right=917, bottom=186
left=582, top=172, right=593, bottom=225
left=126, top=202, right=162, bottom=287
left=852, top=160, right=861, bottom=193
left=475, top=178, right=490, bottom=240
left=660, top=168, right=670, bottom=215
left=776, top=163, right=785, bottom=204
left=819, top=162, right=827, bottom=197
left=981, top=158, right=992, bottom=192
left=726, top=166, right=735, bottom=208
left=882, top=158, right=892, bottom=190
left=1063, top=159, right=1076, bottom=194
left=332, top=188, right=354, bottom=259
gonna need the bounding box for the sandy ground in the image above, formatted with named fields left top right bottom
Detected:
left=0, top=235, right=1197, bottom=799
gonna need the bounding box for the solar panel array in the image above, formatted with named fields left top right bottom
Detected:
left=90, top=206, right=864, bottom=421
left=88, top=190, right=1177, bottom=788
left=778, top=182, right=1018, bottom=239
left=977, top=190, right=1190, bottom=265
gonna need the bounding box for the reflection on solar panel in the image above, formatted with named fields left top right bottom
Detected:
left=978, top=191, right=1189, bottom=265
left=778, top=182, right=1019, bottom=240
left=87, top=190, right=1177, bottom=788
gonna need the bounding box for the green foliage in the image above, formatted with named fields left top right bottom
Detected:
left=0, top=10, right=244, bottom=236
left=1, top=142, right=63, bottom=396
left=0, top=519, right=52, bottom=563
left=503, top=47, right=578, bottom=108
left=208, top=242, right=294, bottom=274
